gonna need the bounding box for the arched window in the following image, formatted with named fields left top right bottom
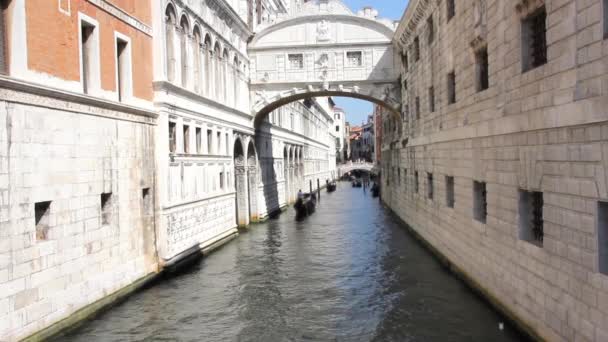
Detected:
left=233, top=56, right=239, bottom=108
left=192, top=26, right=202, bottom=94
left=222, top=49, right=229, bottom=103
left=213, top=42, right=221, bottom=101
left=179, top=15, right=190, bottom=88
left=203, top=34, right=212, bottom=97
left=164, top=5, right=177, bottom=82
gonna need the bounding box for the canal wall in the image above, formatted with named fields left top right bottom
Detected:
left=0, top=79, right=159, bottom=341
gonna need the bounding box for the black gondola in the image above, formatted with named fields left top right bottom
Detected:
left=352, top=179, right=362, bottom=188
left=327, top=181, right=337, bottom=192
left=371, top=183, right=380, bottom=197
left=294, top=193, right=317, bottom=220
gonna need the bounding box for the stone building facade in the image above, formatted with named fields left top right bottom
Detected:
left=0, top=0, right=157, bottom=340
left=385, top=0, right=608, bottom=341
left=0, top=0, right=338, bottom=340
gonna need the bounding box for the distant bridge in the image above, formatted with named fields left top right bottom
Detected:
left=337, top=162, right=376, bottom=176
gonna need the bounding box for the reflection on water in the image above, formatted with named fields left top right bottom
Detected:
left=60, top=185, right=528, bottom=342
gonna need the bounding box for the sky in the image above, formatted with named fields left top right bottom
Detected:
left=333, top=0, right=409, bottom=126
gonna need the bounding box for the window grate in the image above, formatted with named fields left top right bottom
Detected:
left=522, top=7, right=547, bottom=72
left=288, top=54, right=304, bottom=69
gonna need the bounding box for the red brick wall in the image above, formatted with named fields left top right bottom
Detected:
left=25, top=0, right=153, bottom=101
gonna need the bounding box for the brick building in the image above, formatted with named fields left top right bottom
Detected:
left=0, top=0, right=156, bottom=340
left=386, top=0, right=608, bottom=341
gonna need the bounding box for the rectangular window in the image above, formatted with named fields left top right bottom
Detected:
left=413, top=37, right=420, bottom=62
left=398, top=168, right=401, bottom=185
left=336, top=125, right=339, bottom=132
left=219, top=172, right=224, bottom=190
left=427, top=173, right=434, bottom=200
left=604, top=0, right=608, bottom=39
left=446, top=176, right=455, bottom=208
left=115, top=37, right=130, bottom=102
left=447, top=71, right=456, bottom=104
left=473, top=181, right=487, bottom=223
left=403, top=169, right=407, bottom=189
left=402, top=52, right=409, bottom=71
left=142, top=188, right=152, bottom=215
left=0, top=1, right=9, bottom=74
left=35, top=201, right=52, bottom=240
left=415, top=171, right=419, bottom=194
left=599, top=202, right=608, bottom=275
left=100, top=193, right=112, bottom=225
left=415, top=96, right=420, bottom=120
left=207, top=129, right=213, bottom=154
left=519, top=190, right=544, bottom=246
left=81, top=21, right=96, bottom=94
left=447, top=0, right=455, bottom=21
left=226, top=133, right=230, bottom=155
left=428, top=86, right=435, bottom=112
left=169, top=121, right=177, bottom=153
left=288, top=53, right=304, bottom=69
left=475, top=47, right=489, bottom=92
left=216, top=132, right=221, bottom=154
left=196, top=127, right=202, bottom=154
left=183, top=124, right=190, bottom=154
left=522, top=6, right=547, bottom=72
left=427, top=16, right=434, bottom=44
left=347, top=51, right=363, bottom=67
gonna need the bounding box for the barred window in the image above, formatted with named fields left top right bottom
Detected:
left=473, top=181, right=487, bottom=223
left=347, top=51, right=362, bottom=67
left=288, top=54, right=304, bottom=69
left=427, top=16, right=434, bottom=44
left=413, top=37, right=420, bottom=62
left=447, top=0, right=455, bottom=22
left=521, top=6, right=547, bottom=72
left=519, top=190, right=544, bottom=246
left=475, top=47, right=489, bottom=92
left=447, top=71, right=456, bottom=104
left=428, top=86, right=435, bottom=112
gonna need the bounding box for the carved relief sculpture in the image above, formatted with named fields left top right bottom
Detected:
left=317, top=20, right=330, bottom=42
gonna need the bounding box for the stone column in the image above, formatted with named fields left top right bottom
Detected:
left=235, top=165, right=249, bottom=227
left=248, top=166, right=259, bottom=222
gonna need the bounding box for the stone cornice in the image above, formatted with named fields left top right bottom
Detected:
left=0, top=76, right=157, bottom=124
left=207, top=0, right=251, bottom=35
left=173, top=0, right=252, bottom=61
left=394, top=0, right=434, bottom=49
left=248, top=40, right=392, bottom=52
left=250, top=14, right=395, bottom=47
left=154, top=80, right=253, bottom=120
left=89, top=0, right=152, bottom=36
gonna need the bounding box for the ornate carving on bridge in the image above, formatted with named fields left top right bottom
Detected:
left=317, top=20, right=331, bottom=42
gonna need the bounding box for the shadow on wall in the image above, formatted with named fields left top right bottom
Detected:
left=256, top=124, right=282, bottom=219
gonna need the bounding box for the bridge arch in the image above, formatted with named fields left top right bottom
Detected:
left=248, top=1, right=401, bottom=125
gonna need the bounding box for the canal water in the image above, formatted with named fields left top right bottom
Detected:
left=61, top=185, right=527, bottom=342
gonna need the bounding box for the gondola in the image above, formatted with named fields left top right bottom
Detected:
left=294, top=193, right=317, bottom=220
left=371, top=183, right=380, bottom=197
left=327, top=181, right=337, bottom=192
left=352, top=179, right=362, bottom=188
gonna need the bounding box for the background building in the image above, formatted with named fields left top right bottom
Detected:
left=373, top=104, right=383, bottom=165
left=333, top=106, right=347, bottom=163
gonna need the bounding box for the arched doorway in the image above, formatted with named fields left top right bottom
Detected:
left=234, top=138, right=249, bottom=227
